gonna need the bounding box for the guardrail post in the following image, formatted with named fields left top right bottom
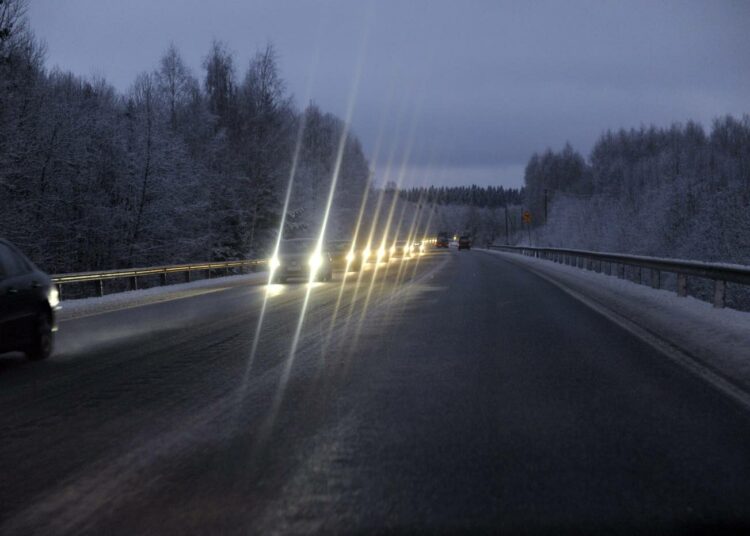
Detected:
left=159, top=272, right=167, bottom=286
left=98, top=279, right=104, bottom=297
left=713, top=280, right=726, bottom=308
left=636, top=267, right=642, bottom=284
left=185, top=270, right=191, bottom=283
left=206, top=268, right=211, bottom=280
left=677, top=273, right=687, bottom=297
left=56, top=284, right=63, bottom=301
left=651, top=270, right=660, bottom=289
left=617, top=264, right=625, bottom=279
left=128, top=276, right=138, bottom=291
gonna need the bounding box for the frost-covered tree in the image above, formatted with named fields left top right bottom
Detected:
left=0, top=11, right=373, bottom=274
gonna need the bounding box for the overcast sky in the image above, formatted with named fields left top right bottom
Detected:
left=29, top=0, right=750, bottom=188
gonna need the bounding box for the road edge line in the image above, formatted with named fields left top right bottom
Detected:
left=484, top=250, right=750, bottom=413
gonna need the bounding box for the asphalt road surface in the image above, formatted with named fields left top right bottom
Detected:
left=2, top=248, right=750, bottom=534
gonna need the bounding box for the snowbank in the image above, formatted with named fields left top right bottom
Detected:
left=59, top=272, right=268, bottom=321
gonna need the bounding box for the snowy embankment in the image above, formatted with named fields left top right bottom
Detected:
left=484, top=249, right=750, bottom=399
left=58, top=272, right=268, bottom=321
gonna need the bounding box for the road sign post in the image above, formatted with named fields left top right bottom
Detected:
left=522, top=210, right=532, bottom=244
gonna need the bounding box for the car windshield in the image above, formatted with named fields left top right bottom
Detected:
left=329, top=241, right=350, bottom=252
left=279, top=240, right=315, bottom=254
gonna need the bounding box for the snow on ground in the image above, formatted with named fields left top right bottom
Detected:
left=59, top=272, right=268, bottom=321
left=483, top=249, right=750, bottom=394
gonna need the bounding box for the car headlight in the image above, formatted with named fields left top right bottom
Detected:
left=377, top=247, right=386, bottom=259
left=270, top=256, right=281, bottom=270
left=346, top=251, right=356, bottom=263
left=308, top=253, right=323, bottom=271
left=48, top=286, right=60, bottom=308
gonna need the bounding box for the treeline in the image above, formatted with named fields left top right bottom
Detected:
left=0, top=0, right=369, bottom=273
left=523, top=116, right=750, bottom=264
left=399, top=184, right=523, bottom=209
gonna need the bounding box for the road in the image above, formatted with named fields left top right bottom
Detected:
left=1, top=248, right=750, bottom=534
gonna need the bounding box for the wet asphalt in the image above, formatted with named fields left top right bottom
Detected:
left=1, top=248, right=750, bottom=534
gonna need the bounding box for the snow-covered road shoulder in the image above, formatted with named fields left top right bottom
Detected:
left=483, top=249, right=750, bottom=399
left=58, top=272, right=268, bottom=321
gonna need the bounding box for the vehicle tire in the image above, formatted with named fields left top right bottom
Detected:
left=26, top=311, right=53, bottom=361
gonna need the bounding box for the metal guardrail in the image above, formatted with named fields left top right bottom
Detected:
left=52, top=259, right=267, bottom=300
left=489, top=245, right=750, bottom=309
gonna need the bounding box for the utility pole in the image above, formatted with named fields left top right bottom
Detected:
left=504, top=203, right=509, bottom=245
left=544, top=188, right=548, bottom=224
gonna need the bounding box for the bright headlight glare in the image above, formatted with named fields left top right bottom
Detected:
left=48, top=286, right=60, bottom=308
left=308, top=253, right=323, bottom=270
left=270, top=256, right=281, bottom=270
left=377, top=247, right=385, bottom=259
left=390, top=246, right=396, bottom=255
left=346, top=251, right=356, bottom=263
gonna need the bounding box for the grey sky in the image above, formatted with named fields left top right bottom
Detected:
left=29, top=0, right=750, bottom=188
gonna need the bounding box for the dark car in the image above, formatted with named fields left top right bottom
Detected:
left=458, top=235, right=472, bottom=250
left=362, top=242, right=391, bottom=264
left=0, top=239, right=60, bottom=360
left=436, top=232, right=450, bottom=248
left=390, top=240, right=411, bottom=258
left=329, top=240, right=362, bottom=272
left=270, top=238, right=333, bottom=283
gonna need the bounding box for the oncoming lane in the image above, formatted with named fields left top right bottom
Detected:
left=0, top=248, right=447, bottom=534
